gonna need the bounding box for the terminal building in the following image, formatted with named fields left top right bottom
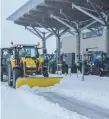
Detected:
left=60, top=29, right=106, bottom=65
left=61, top=29, right=104, bottom=54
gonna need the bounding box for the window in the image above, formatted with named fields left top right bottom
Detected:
left=83, top=29, right=103, bottom=39
left=19, top=47, right=37, bottom=58
left=94, top=53, right=106, bottom=61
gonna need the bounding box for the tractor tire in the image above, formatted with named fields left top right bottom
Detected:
left=84, top=66, right=90, bottom=75
left=12, top=68, right=21, bottom=88
left=1, top=66, right=3, bottom=82
left=43, top=70, right=49, bottom=77
left=21, top=62, right=27, bottom=77
left=99, top=71, right=103, bottom=77
left=20, top=63, right=24, bottom=77
left=8, top=63, right=13, bottom=87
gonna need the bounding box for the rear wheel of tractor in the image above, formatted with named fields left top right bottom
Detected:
left=1, top=66, right=3, bottom=82
left=99, top=70, right=103, bottom=77
left=45, top=73, right=49, bottom=77
left=8, top=63, right=13, bottom=87
left=43, top=70, right=49, bottom=77
left=12, top=68, right=21, bottom=88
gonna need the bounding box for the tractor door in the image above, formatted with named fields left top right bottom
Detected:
left=1, top=48, right=11, bottom=81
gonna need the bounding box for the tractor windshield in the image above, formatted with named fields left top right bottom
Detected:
left=93, top=53, right=106, bottom=61
left=19, top=47, right=38, bottom=58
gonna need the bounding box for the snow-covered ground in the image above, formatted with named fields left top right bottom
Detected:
left=21, top=74, right=109, bottom=109
left=1, top=74, right=109, bottom=119
left=1, top=82, right=90, bottom=119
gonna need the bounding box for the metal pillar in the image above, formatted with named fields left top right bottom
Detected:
left=76, top=32, right=81, bottom=62
left=28, top=27, right=54, bottom=54
left=42, top=33, right=46, bottom=50
left=56, top=36, right=61, bottom=55
left=42, top=39, right=46, bottom=49
left=103, top=27, right=109, bottom=57
left=51, top=14, right=98, bottom=63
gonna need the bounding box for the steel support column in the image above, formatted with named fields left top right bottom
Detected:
left=56, top=36, right=61, bottom=55
left=42, top=32, right=46, bottom=49
left=76, top=32, right=81, bottom=62
left=27, top=27, right=54, bottom=54
left=103, top=27, right=109, bottom=57
left=46, top=19, right=69, bottom=55
left=51, top=14, right=82, bottom=62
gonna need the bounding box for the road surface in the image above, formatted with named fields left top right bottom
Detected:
left=38, top=92, right=109, bottom=119
left=1, top=81, right=109, bottom=119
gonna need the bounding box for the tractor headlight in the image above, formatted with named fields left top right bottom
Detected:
left=89, top=62, right=94, bottom=67
left=92, top=63, right=94, bottom=65
left=100, top=68, right=103, bottom=71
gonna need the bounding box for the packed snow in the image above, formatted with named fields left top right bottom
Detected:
left=21, top=74, right=109, bottom=109
left=1, top=82, right=90, bottom=119
left=1, top=74, right=109, bottom=119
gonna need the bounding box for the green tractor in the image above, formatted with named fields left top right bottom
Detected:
left=1, top=48, right=11, bottom=81
left=88, top=51, right=109, bottom=76
left=48, top=53, right=68, bottom=74
left=39, top=53, right=54, bottom=73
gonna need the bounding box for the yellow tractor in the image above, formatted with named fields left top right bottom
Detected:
left=1, top=44, right=62, bottom=88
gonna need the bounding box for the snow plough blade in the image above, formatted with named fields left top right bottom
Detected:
left=16, top=77, right=62, bottom=88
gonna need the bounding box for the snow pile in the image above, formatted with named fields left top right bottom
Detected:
left=51, top=74, right=109, bottom=109
left=17, top=88, right=90, bottom=119
left=2, top=74, right=109, bottom=119
left=20, top=74, right=109, bottom=109
left=1, top=83, right=90, bottom=119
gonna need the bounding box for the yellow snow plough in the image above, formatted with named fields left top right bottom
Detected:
left=1, top=44, right=62, bottom=88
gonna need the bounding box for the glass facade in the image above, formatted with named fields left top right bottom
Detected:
left=83, top=29, right=103, bottom=39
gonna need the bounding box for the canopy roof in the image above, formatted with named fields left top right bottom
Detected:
left=7, top=0, right=109, bottom=30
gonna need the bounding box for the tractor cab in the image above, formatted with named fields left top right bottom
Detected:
left=86, top=51, right=109, bottom=76
left=48, top=53, right=68, bottom=74
left=87, top=51, right=107, bottom=65
left=93, top=51, right=106, bottom=62
left=12, top=45, right=39, bottom=59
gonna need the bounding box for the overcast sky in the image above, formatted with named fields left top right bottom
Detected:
left=1, top=0, right=56, bottom=53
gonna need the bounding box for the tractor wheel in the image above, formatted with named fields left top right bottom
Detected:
left=1, top=66, right=3, bottom=82
left=1, top=53, right=3, bottom=81
left=21, top=62, right=27, bottom=77
left=43, top=69, right=49, bottom=77
left=100, top=71, right=103, bottom=77
left=8, top=63, right=13, bottom=87
left=12, top=68, right=21, bottom=88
